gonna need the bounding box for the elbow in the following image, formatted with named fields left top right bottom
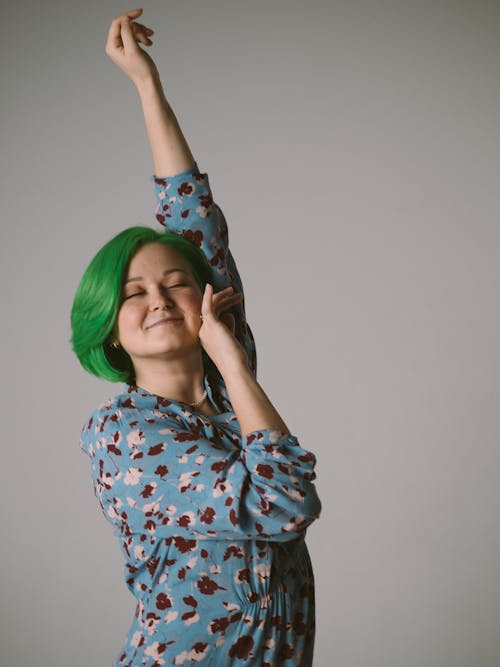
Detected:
left=265, top=486, right=321, bottom=541
left=284, top=489, right=322, bottom=534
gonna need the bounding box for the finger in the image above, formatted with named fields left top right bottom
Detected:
left=214, top=290, right=243, bottom=304
left=212, top=289, right=243, bottom=309
left=221, top=312, right=236, bottom=335
left=108, top=7, right=143, bottom=36
left=214, top=294, right=243, bottom=316
left=134, top=31, right=153, bottom=46
left=201, top=284, right=214, bottom=319
left=132, top=22, right=154, bottom=34
left=132, top=25, right=153, bottom=46
left=121, top=16, right=141, bottom=51
left=106, top=17, right=125, bottom=52
left=211, top=286, right=235, bottom=303
left=113, top=7, right=143, bottom=22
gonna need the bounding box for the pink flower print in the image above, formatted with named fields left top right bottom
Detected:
left=124, top=468, right=143, bottom=486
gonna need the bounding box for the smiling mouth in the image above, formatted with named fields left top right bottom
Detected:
left=146, top=318, right=183, bottom=330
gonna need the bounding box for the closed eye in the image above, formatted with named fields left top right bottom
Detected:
left=123, top=291, right=144, bottom=300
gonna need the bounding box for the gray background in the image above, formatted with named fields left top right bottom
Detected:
left=1, top=1, right=499, bottom=665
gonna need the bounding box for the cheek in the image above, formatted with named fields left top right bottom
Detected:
left=183, top=294, right=203, bottom=328
left=185, top=290, right=203, bottom=311
left=116, top=304, right=140, bottom=339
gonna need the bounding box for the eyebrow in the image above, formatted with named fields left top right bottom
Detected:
left=124, top=268, right=190, bottom=285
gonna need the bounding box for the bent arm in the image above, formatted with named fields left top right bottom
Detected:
left=81, top=407, right=321, bottom=544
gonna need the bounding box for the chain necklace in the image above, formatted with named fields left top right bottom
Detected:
left=187, top=389, right=207, bottom=409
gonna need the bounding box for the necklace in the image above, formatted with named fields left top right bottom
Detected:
left=187, top=389, right=207, bottom=409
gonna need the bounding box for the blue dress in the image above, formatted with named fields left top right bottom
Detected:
left=80, top=166, right=322, bottom=666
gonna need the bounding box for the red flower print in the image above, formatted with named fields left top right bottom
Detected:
left=155, top=593, right=172, bottom=610
left=182, top=229, right=203, bottom=247
left=178, top=181, right=194, bottom=196
left=235, top=568, right=250, bottom=583
left=173, top=536, right=197, bottom=554
left=209, top=616, right=229, bottom=633
left=140, top=483, right=156, bottom=499
left=192, top=642, right=208, bottom=655
left=292, top=612, right=307, bottom=635
left=156, top=396, right=172, bottom=408
left=270, top=615, right=282, bottom=629
left=196, top=575, right=225, bottom=595
left=181, top=610, right=198, bottom=623
left=229, top=635, right=254, bottom=659
left=148, top=443, right=165, bottom=456
left=256, top=464, right=274, bottom=479
left=146, top=558, right=159, bottom=577
left=199, top=194, right=213, bottom=209
left=223, top=545, right=244, bottom=561
left=278, top=643, right=294, bottom=660
left=199, top=507, right=215, bottom=524
left=174, top=431, right=198, bottom=443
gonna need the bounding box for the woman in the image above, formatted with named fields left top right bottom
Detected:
left=72, top=9, right=321, bottom=666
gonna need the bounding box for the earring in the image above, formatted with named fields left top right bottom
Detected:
left=111, top=340, right=121, bottom=349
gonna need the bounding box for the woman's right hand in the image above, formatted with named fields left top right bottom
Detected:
left=105, top=8, right=158, bottom=86
left=198, top=285, right=249, bottom=378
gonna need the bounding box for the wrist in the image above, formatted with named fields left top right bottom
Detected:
left=133, top=69, right=163, bottom=97
left=219, top=357, right=253, bottom=385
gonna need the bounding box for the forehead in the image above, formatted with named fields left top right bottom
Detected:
left=126, top=242, right=191, bottom=278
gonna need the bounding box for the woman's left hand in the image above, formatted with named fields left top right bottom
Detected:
left=198, top=285, right=249, bottom=376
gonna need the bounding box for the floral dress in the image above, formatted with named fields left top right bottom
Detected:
left=80, top=166, right=322, bottom=666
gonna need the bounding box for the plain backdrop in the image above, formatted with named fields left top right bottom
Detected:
left=1, top=1, right=499, bottom=666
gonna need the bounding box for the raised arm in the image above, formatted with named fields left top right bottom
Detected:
left=105, top=9, right=257, bottom=375
left=105, top=8, right=193, bottom=176
left=104, top=10, right=292, bottom=437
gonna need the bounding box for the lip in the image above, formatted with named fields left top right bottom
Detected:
left=146, top=317, right=183, bottom=330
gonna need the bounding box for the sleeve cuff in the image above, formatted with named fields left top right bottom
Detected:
left=151, top=162, right=200, bottom=184
left=241, top=429, right=298, bottom=449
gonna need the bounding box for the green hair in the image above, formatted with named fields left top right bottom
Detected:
left=71, top=226, right=212, bottom=384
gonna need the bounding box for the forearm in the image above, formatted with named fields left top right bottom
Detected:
left=135, top=74, right=194, bottom=177
left=222, top=364, right=290, bottom=438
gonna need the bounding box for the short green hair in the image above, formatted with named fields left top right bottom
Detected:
left=71, top=226, right=212, bottom=384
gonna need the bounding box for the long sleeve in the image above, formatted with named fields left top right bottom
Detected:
left=80, top=395, right=321, bottom=559
left=152, top=165, right=257, bottom=375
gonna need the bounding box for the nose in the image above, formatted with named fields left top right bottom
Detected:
left=148, top=286, right=174, bottom=311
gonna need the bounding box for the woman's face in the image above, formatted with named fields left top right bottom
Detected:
left=116, top=242, right=203, bottom=367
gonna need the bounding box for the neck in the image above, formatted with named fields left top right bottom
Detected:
left=133, top=350, right=206, bottom=404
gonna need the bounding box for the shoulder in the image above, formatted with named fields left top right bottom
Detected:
left=79, top=388, right=148, bottom=452
left=79, top=387, right=190, bottom=456
left=79, top=392, right=124, bottom=455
